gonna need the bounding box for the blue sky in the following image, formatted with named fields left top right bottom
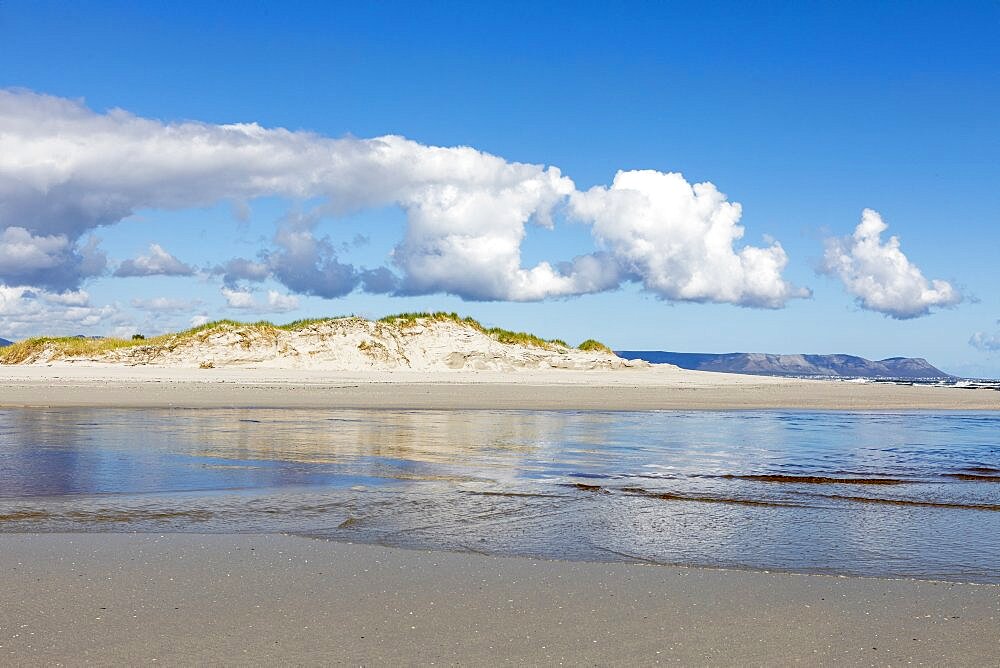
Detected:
left=1, top=1, right=999, bottom=377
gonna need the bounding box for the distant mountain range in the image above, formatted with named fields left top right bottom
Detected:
left=0, top=338, right=12, bottom=347
left=615, top=351, right=953, bottom=379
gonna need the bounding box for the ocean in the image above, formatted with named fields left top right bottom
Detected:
left=1, top=408, right=998, bottom=583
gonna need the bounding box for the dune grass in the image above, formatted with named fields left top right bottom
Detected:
left=277, top=316, right=353, bottom=330
left=1, top=312, right=610, bottom=363
left=0, top=319, right=278, bottom=364
left=578, top=339, right=613, bottom=354
left=378, top=311, right=478, bottom=327
left=379, top=312, right=573, bottom=349
left=1, top=336, right=157, bottom=364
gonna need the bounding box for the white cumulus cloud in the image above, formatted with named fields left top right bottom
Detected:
left=213, top=257, right=272, bottom=286
left=220, top=287, right=299, bottom=313
left=266, top=290, right=299, bottom=312
left=220, top=286, right=258, bottom=310
left=0, top=88, right=806, bottom=308
left=0, top=285, right=120, bottom=338
left=0, top=226, right=105, bottom=290
left=42, top=289, right=91, bottom=306
left=821, top=209, right=961, bottom=319
left=131, top=297, right=201, bottom=312
left=114, top=244, right=194, bottom=277
left=0, top=226, right=67, bottom=271
left=970, top=330, right=1000, bottom=352
left=569, top=170, right=808, bottom=307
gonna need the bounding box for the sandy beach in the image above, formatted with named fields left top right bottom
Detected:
left=3, top=366, right=998, bottom=665
left=2, top=533, right=997, bottom=665
left=0, top=365, right=997, bottom=410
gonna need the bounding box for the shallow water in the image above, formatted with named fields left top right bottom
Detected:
left=1, top=408, right=999, bottom=582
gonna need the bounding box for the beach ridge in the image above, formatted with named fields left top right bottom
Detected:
left=1, top=366, right=997, bottom=410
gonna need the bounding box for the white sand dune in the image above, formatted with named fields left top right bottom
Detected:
left=4, top=316, right=998, bottom=410
left=10, top=316, right=649, bottom=371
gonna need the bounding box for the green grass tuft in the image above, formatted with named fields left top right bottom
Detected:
left=578, top=339, right=613, bottom=353
left=277, top=316, right=353, bottom=330
left=379, top=312, right=569, bottom=349
left=378, top=311, right=480, bottom=327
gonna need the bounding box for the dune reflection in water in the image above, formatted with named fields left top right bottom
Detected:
left=1, top=408, right=998, bottom=582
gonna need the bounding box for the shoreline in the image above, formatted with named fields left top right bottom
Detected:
left=2, top=533, right=997, bottom=665
left=283, top=533, right=1000, bottom=586
left=1, top=365, right=998, bottom=410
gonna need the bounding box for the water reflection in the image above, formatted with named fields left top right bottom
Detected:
left=1, top=408, right=999, bottom=582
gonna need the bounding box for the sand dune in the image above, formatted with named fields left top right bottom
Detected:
left=4, top=316, right=647, bottom=372
left=2, top=315, right=997, bottom=410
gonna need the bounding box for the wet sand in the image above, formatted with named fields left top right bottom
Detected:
left=1, top=366, right=998, bottom=410
left=1, top=533, right=997, bottom=665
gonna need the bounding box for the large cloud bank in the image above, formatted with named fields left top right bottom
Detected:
left=821, top=209, right=961, bottom=319
left=0, top=88, right=806, bottom=322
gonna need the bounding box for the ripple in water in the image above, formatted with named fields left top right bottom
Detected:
left=1, top=408, right=998, bottom=582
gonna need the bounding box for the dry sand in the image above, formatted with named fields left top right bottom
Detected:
left=1, top=365, right=998, bottom=410
left=1, top=533, right=997, bottom=666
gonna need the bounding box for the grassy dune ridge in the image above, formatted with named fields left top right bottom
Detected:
left=0, top=313, right=612, bottom=364
left=377, top=312, right=573, bottom=348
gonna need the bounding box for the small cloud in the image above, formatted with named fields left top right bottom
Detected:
left=190, top=314, right=211, bottom=327
left=220, top=286, right=257, bottom=310
left=340, top=234, right=370, bottom=252
left=220, top=287, right=299, bottom=313
left=0, top=284, right=120, bottom=338
left=970, top=331, right=1000, bottom=352
left=820, top=209, right=962, bottom=319
left=231, top=199, right=252, bottom=223
left=213, top=257, right=271, bottom=286
left=266, top=290, right=299, bottom=312
left=131, top=297, right=200, bottom=312
left=108, top=325, right=143, bottom=339
left=42, top=289, right=90, bottom=306
left=115, top=244, right=195, bottom=278
left=266, top=211, right=360, bottom=299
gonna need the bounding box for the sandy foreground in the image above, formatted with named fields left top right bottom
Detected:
left=1, top=533, right=997, bottom=666
left=0, top=364, right=998, bottom=410
left=3, top=372, right=998, bottom=665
